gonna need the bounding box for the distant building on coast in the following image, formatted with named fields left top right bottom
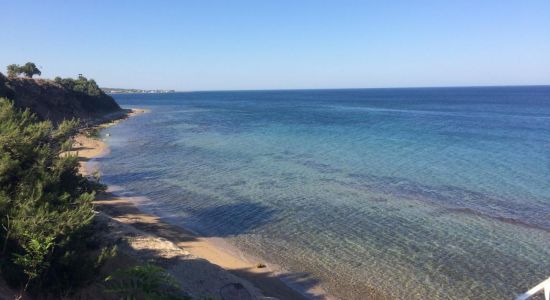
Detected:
left=102, top=87, right=176, bottom=94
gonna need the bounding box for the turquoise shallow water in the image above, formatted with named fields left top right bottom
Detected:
left=99, top=87, right=549, bottom=299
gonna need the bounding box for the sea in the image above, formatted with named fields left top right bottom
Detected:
left=98, top=86, right=550, bottom=299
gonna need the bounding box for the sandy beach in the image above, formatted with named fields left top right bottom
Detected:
left=73, top=109, right=325, bottom=300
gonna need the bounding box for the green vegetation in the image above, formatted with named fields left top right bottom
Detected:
left=84, top=126, right=101, bottom=139
left=20, top=63, right=41, bottom=78
left=0, top=98, right=108, bottom=297
left=5, top=63, right=41, bottom=78
left=55, top=75, right=103, bottom=97
left=6, top=64, right=20, bottom=78
left=104, top=264, right=190, bottom=300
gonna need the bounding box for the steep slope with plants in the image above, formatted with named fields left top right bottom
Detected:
left=0, top=72, right=121, bottom=125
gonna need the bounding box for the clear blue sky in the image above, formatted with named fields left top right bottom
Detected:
left=1, top=0, right=549, bottom=91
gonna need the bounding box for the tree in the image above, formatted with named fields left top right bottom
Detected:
left=20, top=62, right=41, bottom=78
left=6, top=64, right=21, bottom=78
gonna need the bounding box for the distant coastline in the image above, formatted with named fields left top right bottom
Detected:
left=102, top=87, right=176, bottom=94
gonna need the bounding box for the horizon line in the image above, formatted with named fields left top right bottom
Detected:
left=112, top=83, right=550, bottom=94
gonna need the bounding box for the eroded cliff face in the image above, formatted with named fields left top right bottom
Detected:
left=0, top=73, right=121, bottom=124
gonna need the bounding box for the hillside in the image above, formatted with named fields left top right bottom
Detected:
left=0, top=72, right=122, bottom=124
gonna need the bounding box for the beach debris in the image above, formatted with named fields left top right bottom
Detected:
left=256, top=263, right=266, bottom=268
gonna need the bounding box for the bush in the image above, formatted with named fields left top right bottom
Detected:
left=20, top=63, right=41, bottom=78
left=6, top=64, right=21, bottom=78
left=104, top=264, right=190, bottom=300
left=0, top=98, right=106, bottom=296
left=5, top=63, right=41, bottom=78
left=55, top=75, right=103, bottom=97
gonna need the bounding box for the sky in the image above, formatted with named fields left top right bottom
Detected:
left=1, top=0, right=549, bottom=91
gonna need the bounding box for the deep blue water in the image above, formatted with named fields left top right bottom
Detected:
left=99, top=87, right=550, bottom=299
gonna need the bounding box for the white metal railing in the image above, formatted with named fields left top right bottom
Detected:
left=516, top=277, right=550, bottom=300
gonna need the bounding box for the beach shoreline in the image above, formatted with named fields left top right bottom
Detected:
left=74, top=109, right=327, bottom=300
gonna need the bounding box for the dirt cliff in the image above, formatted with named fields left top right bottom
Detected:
left=0, top=73, right=121, bottom=124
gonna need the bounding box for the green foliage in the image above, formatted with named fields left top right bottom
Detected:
left=85, top=127, right=101, bottom=139
left=20, top=62, right=41, bottom=78
left=13, top=234, right=55, bottom=290
left=6, top=64, right=21, bottom=78
left=6, top=63, right=41, bottom=78
left=95, top=245, right=118, bottom=269
left=55, top=75, right=103, bottom=96
left=0, top=98, right=106, bottom=296
left=104, top=264, right=190, bottom=300
left=54, top=76, right=75, bottom=90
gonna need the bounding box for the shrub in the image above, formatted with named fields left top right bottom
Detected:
left=0, top=98, right=106, bottom=296
left=20, top=62, right=41, bottom=78
left=55, top=75, right=103, bottom=97
left=6, top=63, right=41, bottom=78
left=104, top=264, right=190, bottom=300
left=6, top=64, right=21, bottom=78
